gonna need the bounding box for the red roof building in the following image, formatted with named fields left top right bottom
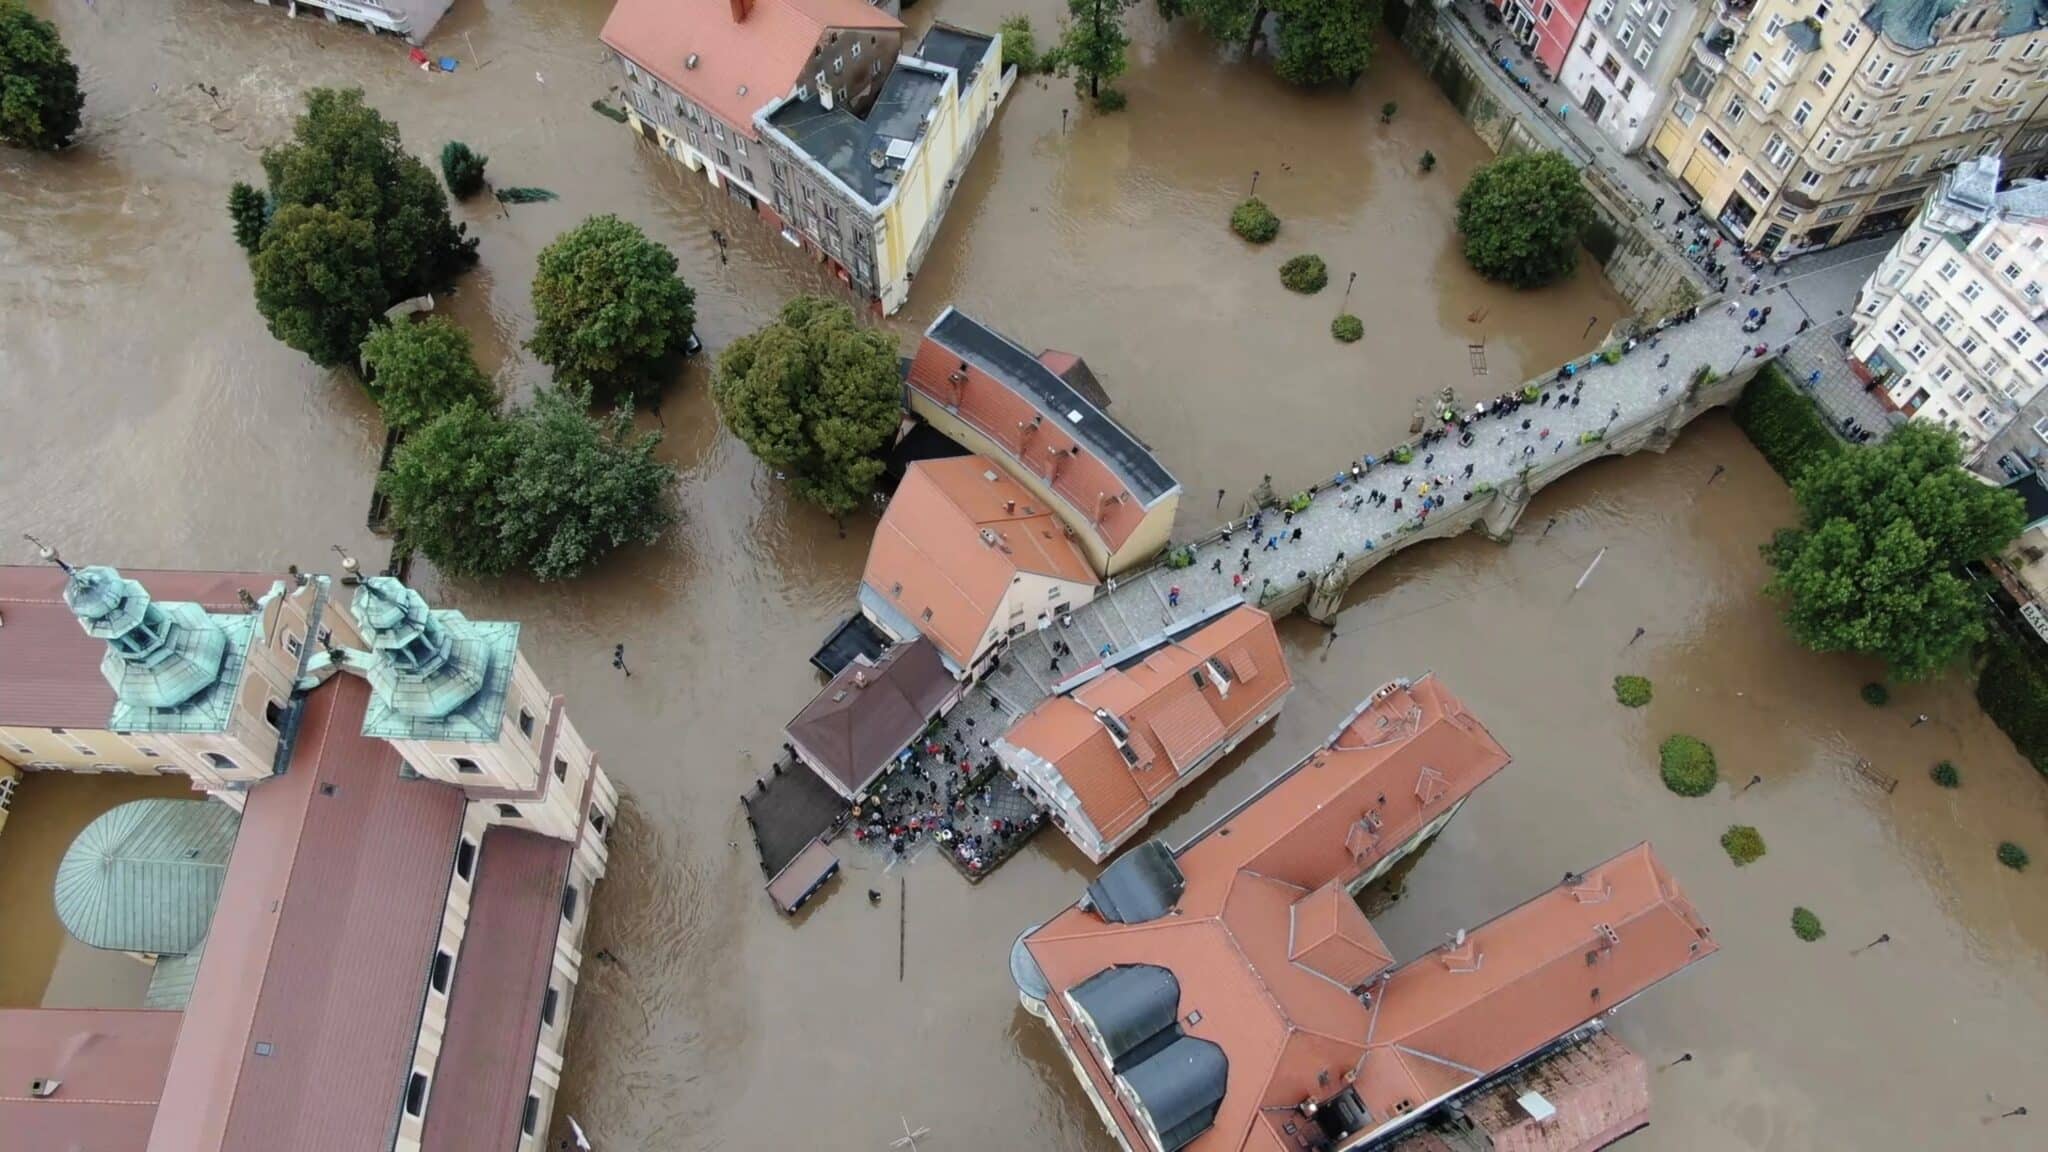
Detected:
left=1012, top=676, right=1716, bottom=1152
left=994, top=603, right=1292, bottom=862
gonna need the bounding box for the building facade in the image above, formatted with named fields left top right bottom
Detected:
left=1849, top=156, right=2048, bottom=452
left=1653, top=0, right=2048, bottom=259
left=1493, top=0, right=1596, bottom=75
left=1, top=560, right=616, bottom=1152
left=601, top=0, right=1007, bottom=314
left=1560, top=0, right=1711, bottom=152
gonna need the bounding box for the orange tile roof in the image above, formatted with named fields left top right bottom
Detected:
left=1022, top=677, right=1717, bottom=1152
left=863, top=457, right=1096, bottom=668
left=599, top=0, right=901, bottom=140
left=998, top=606, right=1289, bottom=846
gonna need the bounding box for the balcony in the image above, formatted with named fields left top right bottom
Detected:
left=1717, top=0, right=1755, bottom=30
left=1782, top=187, right=1820, bottom=210
left=1694, top=28, right=1734, bottom=74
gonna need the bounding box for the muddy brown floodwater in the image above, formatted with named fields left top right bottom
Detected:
left=4, top=2, right=2047, bottom=1149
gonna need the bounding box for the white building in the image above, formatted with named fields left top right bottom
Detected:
left=1851, top=155, right=2048, bottom=454
left=1559, top=0, right=1708, bottom=154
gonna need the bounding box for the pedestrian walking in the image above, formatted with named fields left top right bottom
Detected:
left=1653, top=196, right=1665, bottom=216
left=1291, top=527, right=1303, bottom=542
left=1264, top=535, right=1280, bottom=551
left=1911, top=713, right=1930, bottom=728
left=1658, top=352, right=1670, bottom=368
left=1168, top=585, right=1181, bottom=607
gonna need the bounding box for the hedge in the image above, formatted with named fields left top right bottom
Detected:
left=1976, top=631, right=2048, bottom=778
left=1658, top=733, right=1718, bottom=796
left=1731, top=364, right=1844, bottom=483
left=1613, top=675, right=1653, bottom=708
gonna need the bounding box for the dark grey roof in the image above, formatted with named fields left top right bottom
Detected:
left=768, top=64, right=946, bottom=206
left=1070, top=964, right=1183, bottom=1068
left=1086, top=838, right=1186, bottom=923
left=2005, top=472, right=2048, bottom=528
left=812, top=611, right=892, bottom=676
left=786, top=638, right=955, bottom=796
left=916, top=24, right=993, bottom=88
left=1120, top=1035, right=1228, bottom=1152
left=1784, top=19, right=1820, bottom=50
left=929, top=308, right=1180, bottom=504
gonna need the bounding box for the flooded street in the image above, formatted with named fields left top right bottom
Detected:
left=4, top=2, right=2046, bottom=1149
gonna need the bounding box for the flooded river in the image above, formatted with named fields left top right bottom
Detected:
left=4, top=2, right=2046, bottom=1149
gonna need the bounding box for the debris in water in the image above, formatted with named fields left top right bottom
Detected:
left=496, top=187, right=559, bottom=204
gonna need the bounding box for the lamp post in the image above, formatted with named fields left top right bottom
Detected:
left=1250, top=169, right=1260, bottom=197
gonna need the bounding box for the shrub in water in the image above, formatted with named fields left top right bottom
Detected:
left=1658, top=733, right=1717, bottom=797
left=1332, top=314, right=1363, bottom=343
left=1998, top=841, right=2030, bottom=871
left=1613, top=675, right=1653, bottom=708
left=1231, top=197, right=1280, bottom=244
left=1931, top=760, right=1960, bottom=788
left=440, top=140, right=488, bottom=199
left=1094, top=88, right=1128, bottom=112
left=1721, top=825, right=1766, bottom=866
left=1280, top=254, right=1329, bottom=294
left=1791, top=906, right=1824, bottom=942
left=1860, top=682, right=1889, bottom=707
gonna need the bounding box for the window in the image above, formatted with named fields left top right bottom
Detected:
left=518, top=708, right=535, bottom=738
left=1838, top=25, right=1860, bottom=49
left=1741, top=171, right=1771, bottom=200
left=1633, top=41, right=1653, bottom=67
left=1650, top=4, right=1668, bottom=31
left=1793, top=100, right=1814, bottom=128
left=1724, top=97, right=1747, bottom=125
left=1888, top=127, right=1912, bottom=148
left=1930, top=116, right=1951, bottom=137
left=1961, top=332, right=1982, bottom=354
left=264, top=699, right=285, bottom=730
left=1764, top=14, right=1784, bottom=37
left=543, top=986, right=560, bottom=1026
left=592, top=808, right=609, bottom=836
left=562, top=885, right=580, bottom=923
left=406, top=1072, right=430, bottom=1118
left=1908, top=340, right=1930, bottom=362
left=452, top=756, right=482, bottom=774
left=1799, top=170, right=1824, bottom=189
left=203, top=752, right=237, bottom=773
left=1775, top=45, right=1798, bottom=71
left=814, top=69, right=826, bottom=91
left=456, top=837, right=477, bottom=881
left=1743, top=51, right=1762, bottom=76
left=1939, top=259, right=1961, bottom=280
left=1963, top=280, right=1985, bottom=301
left=1964, top=112, right=1987, bottom=131
left=1700, top=129, right=1731, bottom=161
left=1917, top=56, right=1937, bottom=77
left=1886, top=99, right=1904, bottom=117
left=1872, top=62, right=1897, bottom=86
left=2010, top=329, right=2034, bottom=352
left=1940, top=50, right=1960, bottom=71
left=1989, top=304, right=2011, bottom=326
left=553, top=755, right=569, bottom=783
left=851, top=40, right=862, bottom=58
left=285, top=632, right=302, bottom=658
left=1759, top=81, right=1779, bottom=109
left=1887, top=320, right=1911, bottom=341
left=1900, top=155, right=1922, bottom=176
left=496, top=802, right=519, bottom=819
left=1615, top=20, right=1633, bottom=46
left=1845, top=165, right=1877, bottom=189
left=1816, top=65, right=1835, bottom=89
left=2005, top=263, right=2024, bottom=282
left=1957, top=80, right=1976, bottom=100
left=711, top=120, right=724, bottom=141
left=431, top=950, right=453, bottom=994
left=522, top=1096, right=541, bottom=1137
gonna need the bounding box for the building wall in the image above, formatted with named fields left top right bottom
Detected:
left=1494, top=0, right=1594, bottom=74
left=1850, top=196, right=2048, bottom=450
left=1561, top=0, right=1708, bottom=151
left=1652, top=1, right=2048, bottom=256
left=907, top=399, right=1178, bottom=576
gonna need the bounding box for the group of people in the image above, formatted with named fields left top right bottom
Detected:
left=847, top=731, right=1044, bottom=875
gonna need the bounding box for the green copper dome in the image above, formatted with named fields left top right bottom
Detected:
left=350, top=577, right=518, bottom=742
left=66, top=565, right=252, bottom=732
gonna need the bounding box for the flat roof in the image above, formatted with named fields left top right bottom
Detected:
left=767, top=62, right=947, bottom=206
left=924, top=308, right=1178, bottom=504
left=915, top=24, right=993, bottom=87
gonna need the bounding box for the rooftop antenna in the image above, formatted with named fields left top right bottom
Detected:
left=889, top=1116, right=931, bottom=1152
left=22, top=533, right=74, bottom=575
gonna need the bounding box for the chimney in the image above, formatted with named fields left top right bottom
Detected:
left=853, top=669, right=867, bottom=688
left=1004, top=500, right=1016, bottom=514
left=729, top=0, right=750, bottom=22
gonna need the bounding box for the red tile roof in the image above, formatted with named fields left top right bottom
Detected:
left=997, top=606, right=1289, bottom=848
left=1023, top=678, right=1714, bottom=1152
left=148, top=675, right=468, bottom=1152
left=0, top=566, right=270, bottom=730
left=419, top=828, right=572, bottom=1152
left=599, top=0, right=901, bottom=140
left=0, top=1007, right=180, bottom=1149
left=863, top=457, right=1097, bottom=667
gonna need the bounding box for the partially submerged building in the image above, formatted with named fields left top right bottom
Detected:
left=1012, top=675, right=1719, bottom=1152
left=600, top=0, right=1009, bottom=313
left=905, top=308, right=1182, bottom=577
left=0, top=560, right=616, bottom=1151
left=993, top=602, right=1292, bottom=863
left=860, top=455, right=1100, bottom=679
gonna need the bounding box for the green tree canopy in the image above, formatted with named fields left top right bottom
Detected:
left=1454, top=150, right=1594, bottom=288
left=359, top=316, right=496, bottom=432
left=258, top=88, right=476, bottom=300
left=528, top=214, right=697, bottom=405
left=382, top=387, right=675, bottom=581
left=0, top=0, right=84, bottom=150
left=228, top=182, right=270, bottom=253
left=251, top=204, right=387, bottom=369
left=711, top=295, right=902, bottom=516
left=1059, top=0, right=1132, bottom=100
left=1270, top=0, right=1379, bottom=87
left=439, top=140, right=488, bottom=199
left=1764, top=423, right=2025, bottom=681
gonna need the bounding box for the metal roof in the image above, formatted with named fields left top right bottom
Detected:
left=351, top=578, right=519, bottom=743
left=54, top=797, right=239, bottom=956
left=1085, top=839, right=1185, bottom=924
left=1070, top=963, right=1183, bottom=1069
left=1120, top=1034, right=1229, bottom=1152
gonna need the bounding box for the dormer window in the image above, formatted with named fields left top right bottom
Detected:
left=453, top=756, right=483, bottom=774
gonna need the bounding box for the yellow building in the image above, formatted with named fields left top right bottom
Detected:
left=1652, top=0, right=2048, bottom=256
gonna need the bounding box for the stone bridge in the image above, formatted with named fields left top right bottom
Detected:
left=946, top=296, right=1800, bottom=732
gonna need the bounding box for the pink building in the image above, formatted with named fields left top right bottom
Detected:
left=1491, top=0, right=1588, bottom=78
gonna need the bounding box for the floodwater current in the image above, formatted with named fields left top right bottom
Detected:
left=4, top=2, right=2047, bottom=1149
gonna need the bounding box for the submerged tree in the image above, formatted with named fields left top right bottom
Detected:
left=1764, top=423, right=2024, bottom=680
left=1160, top=0, right=1380, bottom=87
left=227, top=181, right=270, bottom=253
left=1455, top=150, right=1593, bottom=288
left=0, top=0, right=84, bottom=150
left=358, top=316, right=496, bottom=432
left=529, top=214, right=697, bottom=405
left=1058, top=0, right=1133, bottom=101
left=250, top=204, right=386, bottom=369
left=711, top=295, right=902, bottom=516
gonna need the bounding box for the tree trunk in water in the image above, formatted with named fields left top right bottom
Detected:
left=1245, top=5, right=1267, bottom=56
left=1090, top=0, right=1103, bottom=98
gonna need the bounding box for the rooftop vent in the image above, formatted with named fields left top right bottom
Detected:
left=30, top=1079, right=60, bottom=1099
left=736, top=84, right=748, bottom=96
left=685, top=53, right=700, bottom=69
left=1067, top=409, right=1085, bottom=424
left=1517, top=1091, right=1558, bottom=1123
left=869, top=149, right=887, bottom=170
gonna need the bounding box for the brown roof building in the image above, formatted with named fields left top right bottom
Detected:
left=786, top=637, right=961, bottom=800
left=1, top=562, right=620, bottom=1152
left=905, top=309, right=1181, bottom=576
left=993, top=602, right=1292, bottom=862
left=860, top=455, right=1099, bottom=676
left=1012, top=676, right=1717, bottom=1152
